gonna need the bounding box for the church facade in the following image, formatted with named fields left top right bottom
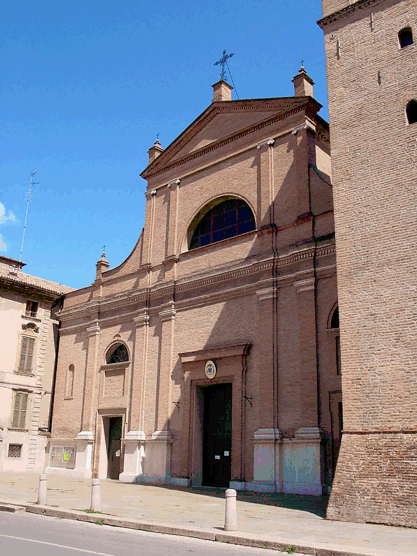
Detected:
left=47, top=69, right=341, bottom=494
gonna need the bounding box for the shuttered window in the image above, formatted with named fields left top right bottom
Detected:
left=25, top=300, right=39, bottom=317
left=11, top=392, right=28, bottom=429
left=18, top=336, right=35, bottom=375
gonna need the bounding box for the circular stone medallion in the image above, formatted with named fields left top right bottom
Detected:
left=205, top=360, right=217, bottom=379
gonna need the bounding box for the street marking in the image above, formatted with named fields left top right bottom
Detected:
left=0, top=532, right=116, bottom=555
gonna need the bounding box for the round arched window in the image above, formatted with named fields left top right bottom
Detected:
left=330, top=306, right=339, bottom=329
left=106, top=344, right=129, bottom=364
left=189, top=198, right=255, bottom=250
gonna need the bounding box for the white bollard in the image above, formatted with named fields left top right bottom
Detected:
left=90, top=478, right=101, bottom=512
left=224, top=488, right=238, bottom=531
left=37, top=473, right=47, bottom=505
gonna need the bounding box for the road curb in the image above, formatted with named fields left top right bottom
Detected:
left=1, top=502, right=399, bottom=556
left=0, top=503, right=26, bottom=514
left=25, top=504, right=216, bottom=541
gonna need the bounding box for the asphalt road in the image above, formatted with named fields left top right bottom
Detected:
left=0, top=512, right=302, bottom=555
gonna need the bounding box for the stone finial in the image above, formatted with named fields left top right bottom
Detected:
left=148, top=137, right=164, bottom=164
left=212, top=80, right=233, bottom=102
left=292, top=64, right=314, bottom=98
left=95, top=247, right=109, bottom=281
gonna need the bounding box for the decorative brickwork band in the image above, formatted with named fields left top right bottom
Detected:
left=318, top=0, right=384, bottom=28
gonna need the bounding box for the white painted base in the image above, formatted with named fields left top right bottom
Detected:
left=119, top=472, right=140, bottom=483
left=251, top=427, right=326, bottom=496
left=136, top=474, right=172, bottom=484
left=45, top=466, right=92, bottom=479
left=245, top=480, right=276, bottom=492
left=171, top=477, right=191, bottom=486
left=229, top=481, right=245, bottom=490
left=283, top=482, right=324, bottom=495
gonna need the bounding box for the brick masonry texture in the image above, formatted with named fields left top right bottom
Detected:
left=49, top=82, right=342, bottom=491
left=320, top=0, right=417, bottom=526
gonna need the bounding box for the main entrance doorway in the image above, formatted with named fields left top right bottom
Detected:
left=107, top=416, right=122, bottom=479
left=202, top=383, right=232, bottom=487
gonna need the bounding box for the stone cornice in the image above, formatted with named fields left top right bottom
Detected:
left=158, top=302, right=176, bottom=321
left=86, top=322, right=100, bottom=336
left=318, top=0, right=385, bottom=29
left=58, top=242, right=335, bottom=327
left=99, top=361, right=130, bottom=372
left=133, top=312, right=150, bottom=327
left=0, top=277, right=61, bottom=303
left=143, top=101, right=315, bottom=180
left=175, top=281, right=258, bottom=312
left=294, top=277, right=315, bottom=293
left=142, top=100, right=314, bottom=179
left=179, top=343, right=251, bottom=364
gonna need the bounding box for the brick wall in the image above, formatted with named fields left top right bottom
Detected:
left=320, top=0, right=417, bottom=525
left=51, top=91, right=340, bottom=489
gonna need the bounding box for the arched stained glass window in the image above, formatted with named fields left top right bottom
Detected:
left=189, top=199, right=255, bottom=250
left=106, top=344, right=129, bottom=364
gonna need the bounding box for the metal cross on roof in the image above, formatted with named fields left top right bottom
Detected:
left=214, top=50, right=234, bottom=81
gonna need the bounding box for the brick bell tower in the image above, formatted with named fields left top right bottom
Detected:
left=319, top=0, right=417, bottom=527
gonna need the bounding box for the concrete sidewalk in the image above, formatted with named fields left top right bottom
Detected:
left=0, top=473, right=416, bottom=556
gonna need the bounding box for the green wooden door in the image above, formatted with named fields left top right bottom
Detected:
left=202, top=383, right=232, bottom=487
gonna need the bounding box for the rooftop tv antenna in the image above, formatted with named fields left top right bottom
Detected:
left=19, top=171, right=40, bottom=261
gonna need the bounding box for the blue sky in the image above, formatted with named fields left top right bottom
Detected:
left=1, top=0, right=328, bottom=289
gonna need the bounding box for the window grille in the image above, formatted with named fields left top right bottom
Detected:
left=18, top=336, right=35, bottom=375
left=8, top=444, right=22, bottom=458
left=11, top=392, right=28, bottom=429
left=25, top=300, right=39, bottom=318
left=190, top=199, right=255, bottom=250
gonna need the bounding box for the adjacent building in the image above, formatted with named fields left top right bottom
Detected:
left=46, top=69, right=342, bottom=495
left=0, top=255, right=73, bottom=472
left=319, top=0, right=417, bottom=526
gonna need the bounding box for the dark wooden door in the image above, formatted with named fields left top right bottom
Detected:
left=330, top=392, right=343, bottom=481
left=202, top=383, right=232, bottom=487
left=108, top=417, right=122, bottom=479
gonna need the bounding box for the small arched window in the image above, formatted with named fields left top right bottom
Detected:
left=106, top=344, right=129, bottom=364
left=189, top=198, right=255, bottom=250
left=407, top=100, right=417, bottom=124
left=328, top=305, right=341, bottom=376
left=66, top=364, right=75, bottom=398
left=330, top=306, right=339, bottom=329
left=399, top=27, right=413, bottom=48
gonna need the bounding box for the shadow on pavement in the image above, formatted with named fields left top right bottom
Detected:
left=138, top=484, right=329, bottom=519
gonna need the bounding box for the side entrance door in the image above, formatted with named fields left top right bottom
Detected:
left=107, top=416, right=122, bottom=479
left=202, top=383, right=232, bottom=487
